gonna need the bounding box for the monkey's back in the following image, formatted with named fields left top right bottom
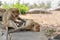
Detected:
left=2, top=10, right=11, bottom=27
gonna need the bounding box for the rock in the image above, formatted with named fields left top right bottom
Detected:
left=48, top=34, right=60, bottom=40
left=0, top=30, right=12, bottom=40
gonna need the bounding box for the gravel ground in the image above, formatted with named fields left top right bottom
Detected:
left=0, top=31, right=48, bottom=40
left=11, top=31, right=48, bottom=40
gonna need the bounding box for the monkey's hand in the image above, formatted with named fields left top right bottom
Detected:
left=16, top=17, right=25, bottom=22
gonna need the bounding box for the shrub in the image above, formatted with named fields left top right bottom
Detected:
left=2, top=2, right=29, bottom=14
left=11, top=3, right=29, bottom=14
left=45, top=29, right=56, bottom=37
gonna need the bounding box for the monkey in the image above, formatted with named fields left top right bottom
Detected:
left=2, top=8, right=25, bottom=40
left=9, top=19, right=40, bottom=32
left=2, top=8, right=18, bottom=40
left=21, top=19, right=40, bottom=32
left=2, top=8, right=25, bottom=29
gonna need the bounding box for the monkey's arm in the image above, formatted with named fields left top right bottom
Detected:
left=16, top=17, right=25, bottom=22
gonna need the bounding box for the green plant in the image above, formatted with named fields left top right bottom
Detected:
left=11, top=0, right=29, bottom=14
left=19, top=4, right=29, bottom=14
left=10, top=3, right=29, bottom=14
left=2, top=0, right=29, bottom=14
left=45, top=29, right=56, bottom=37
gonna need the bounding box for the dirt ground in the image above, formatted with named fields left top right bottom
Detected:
left=20, top=11, right=60, bottom=25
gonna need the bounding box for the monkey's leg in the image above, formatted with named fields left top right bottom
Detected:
left=8, top=20, right=19, bottom=33
left=9, top=20, right=32, bottom=32
left=9, top=20, right=18, bottom=29
left=11, top=20, right=32, bottom=32
left=6, top=27, right=8, bottom=40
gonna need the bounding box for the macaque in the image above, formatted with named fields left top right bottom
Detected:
left=9, top=19, right=40, bottom=32
left=2, top=8, right=25, bottom=29
left=2, top=8, right=25, bottom=40
left=22, top=19, right=40, bottom=32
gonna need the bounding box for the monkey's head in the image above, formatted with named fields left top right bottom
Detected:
left=32, top=23, right=40, bottom=32
left=8, top=8, right=20, bottom=17
left=0, top=8, right=6, bottom=13
left=0, top=8, right=6, bottom=16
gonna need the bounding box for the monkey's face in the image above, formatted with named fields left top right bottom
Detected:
left=31, top=24, right=40, bottom=32
left=11, top=9, right=19, bottom=17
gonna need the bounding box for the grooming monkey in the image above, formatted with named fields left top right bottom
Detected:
left=2, top=8, right=25, bottom=40
left=2, top=8, right=25, bottom=29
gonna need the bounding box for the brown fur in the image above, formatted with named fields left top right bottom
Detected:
left=2, top=8, right=20, bottom=29
left=2, top=8, right=20, bottom=40
left=31, top=22, right=40, bottom=32
left=24, top=19, right=40, bottom=32
left=10, top=19, right=40, bottom=32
